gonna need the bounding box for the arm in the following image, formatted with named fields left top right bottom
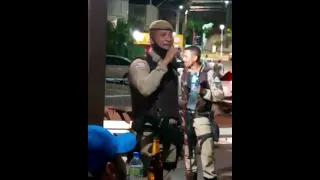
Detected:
left=201, top=70, right=224, bottom=102
left=129, top=59, right=168, bottom=96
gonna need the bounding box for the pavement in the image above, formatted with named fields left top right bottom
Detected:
left=209, top=60, right=232, bottom=73
left=172, top=146, right=232, bottom=180
left=104, top=82, right=131, bottom=106
left=201, top=52, right=230, bottom=61
left=105, top=82, right=130, bottom=96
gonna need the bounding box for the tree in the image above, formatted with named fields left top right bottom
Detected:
left=202, top=23, right=214, bottom=38
left=106, top=20, right=116, bottom=55
left=187, top=19, right=204, bottom=34
left=214, top=39, right=222, bottom=47
left=106, top=19, right=134, bottom=57
left=225, top=28, right=232, bottom=48
left=186, top=19, right=206, bottom=44
left=226, top=28, right=232, bottom=38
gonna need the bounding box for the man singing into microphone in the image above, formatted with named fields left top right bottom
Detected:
left=129, top=20, right=182, bottom=180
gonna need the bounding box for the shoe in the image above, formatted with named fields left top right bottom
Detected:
left=187, top=173, right=197, bottom=180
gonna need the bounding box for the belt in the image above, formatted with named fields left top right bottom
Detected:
left=186, top=109, right=196, bottom=114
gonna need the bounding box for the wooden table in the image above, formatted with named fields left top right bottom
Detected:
left=104, top=106, right=132, bottom=123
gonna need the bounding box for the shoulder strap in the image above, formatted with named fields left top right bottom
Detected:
left=181, top=68, right=188, bottom=85
left=201, top=64, right=212, bottom=73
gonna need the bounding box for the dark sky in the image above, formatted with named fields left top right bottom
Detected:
left=129, top=0, right=183, bottom=7
left=129, top=0, right=232, bottom=30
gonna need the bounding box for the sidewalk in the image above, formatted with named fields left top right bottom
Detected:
left=201, top=51, right=230, bottom=61
left=172, top=146, right=232, bottom=180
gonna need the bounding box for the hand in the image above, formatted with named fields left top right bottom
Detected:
left=163, top=46, right=178, bottom=65
left=199, top=88, right=207, bottom=97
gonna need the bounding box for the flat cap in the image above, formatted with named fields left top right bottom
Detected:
left=149, top=20, right=173, bottom=31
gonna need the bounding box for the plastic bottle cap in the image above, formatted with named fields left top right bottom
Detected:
left=133, top=152, right=140, bottom=158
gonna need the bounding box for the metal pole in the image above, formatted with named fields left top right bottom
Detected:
left=88, top=0, right=107, bottom=125
left=176, top=10, right=180, bottom=34
left=182, top=10, right=188, bottom=51
left=226, top=6, right=229, bottom=27
left=156, top=0, right=167, bottom=7
left=220, top=29, right=223, bottom=56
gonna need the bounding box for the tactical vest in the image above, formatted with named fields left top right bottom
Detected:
left=130, top=54, right=180, bottom=119
left=181, top=64, right=213, bottom=113
left=181, top=65, right=220, bottom=157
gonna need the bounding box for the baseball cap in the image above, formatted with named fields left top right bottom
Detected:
left=88, top=125, right=136, bottom=173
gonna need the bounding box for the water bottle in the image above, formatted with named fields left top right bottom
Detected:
left=186, top=72, right=199, bottom=110
left=128, top=152, right=144, bottom=180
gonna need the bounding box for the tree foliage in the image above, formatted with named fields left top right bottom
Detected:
left=185, top=19, right=206, bottom=44
left=202, top=23, right=214, bottom=38
left=185, top=19, right=215, bottom=44
left=186, top=19, right=204, bottom=34
left=226, top=28, right=232, bottom=38
left=106, top=19, right=134, bottom=56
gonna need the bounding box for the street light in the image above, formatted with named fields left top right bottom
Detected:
left=176, top=5, right=183, bottom=34
left=133, top=30, right=144, bottom=42
left=219, top=24, right=225, bottom=57
left=224, top=0, right=230, bottom=27
left=182, top=9, right=189, bottom=50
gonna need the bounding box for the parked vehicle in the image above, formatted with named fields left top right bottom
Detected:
left=220, top=71, right=232, bottom=98
left=105, top=55, right=131, bottom=84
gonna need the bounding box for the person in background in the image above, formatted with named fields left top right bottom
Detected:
left=201, top=55, right=208, bottom=67
left=180, top=46, right=224, bottom=180
left=176, top=47, right=182, bottom=61
left=212, top=60, right=224, bottom=79
left=217, top=60, right=224, bottom=76
left=88, top=125, right=137, bottom=180
left=205, top=55, right=215, bottom=69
